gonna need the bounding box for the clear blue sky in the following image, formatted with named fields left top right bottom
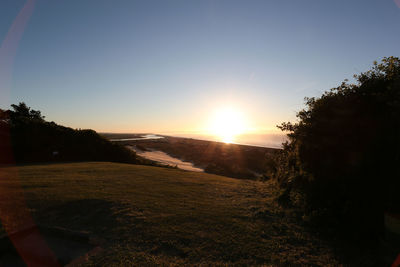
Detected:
left=1, top=0, right=399, bottom=133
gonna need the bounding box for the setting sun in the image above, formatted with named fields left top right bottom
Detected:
left=208, top=107, right=247, bottom=143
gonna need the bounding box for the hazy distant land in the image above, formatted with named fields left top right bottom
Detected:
left=161, top=133, right=287, bottom=149
left=102, top=133, right=279, bottom=179
left=102, top=132, right=287, bottom=148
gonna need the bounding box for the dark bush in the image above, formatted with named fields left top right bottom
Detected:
left=273, top=57, right=400, bottom=239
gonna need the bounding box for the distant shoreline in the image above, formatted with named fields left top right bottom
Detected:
left=102, top=133, right=285, bottom=149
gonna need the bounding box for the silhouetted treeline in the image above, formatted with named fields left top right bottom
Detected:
left=0, top=103, right=139, bottom=164
left=271, top=57, right=400, bottom=242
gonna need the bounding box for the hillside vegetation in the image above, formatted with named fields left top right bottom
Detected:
left=0, top=162, right=351, bottom=266
left=272, top=57, right=400, bottom=241
left=0, top=103, right=139, bottom=165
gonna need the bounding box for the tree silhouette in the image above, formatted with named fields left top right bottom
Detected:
left=274, top=57, right=400, bottom=238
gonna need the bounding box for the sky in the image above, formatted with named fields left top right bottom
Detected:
left=1, top=0, right=400, bottom=135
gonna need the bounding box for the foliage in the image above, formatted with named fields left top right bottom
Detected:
left=0, top=103, right=139, bottom=164
left=274, top=57, right=400, bottom=238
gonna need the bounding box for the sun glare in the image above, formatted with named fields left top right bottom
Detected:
left=209, top=107, right=247, bottom=143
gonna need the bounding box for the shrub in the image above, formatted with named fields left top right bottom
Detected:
left=274, top=57, right=400, bottom=239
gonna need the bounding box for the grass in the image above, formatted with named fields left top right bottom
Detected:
left=0, top=162, right=340, bottom=266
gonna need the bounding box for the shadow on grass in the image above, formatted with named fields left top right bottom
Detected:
left=0, top=199, right=120, bottom=267
left=34, top=199, right=139, bottom=236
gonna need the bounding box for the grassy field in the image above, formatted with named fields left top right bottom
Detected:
left=0, top=162, right=341, bottom=266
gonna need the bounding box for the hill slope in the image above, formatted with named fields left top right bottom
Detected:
left=0, top=103, right=139, bottom=164
left=0, top=162, right=340, bottom=266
